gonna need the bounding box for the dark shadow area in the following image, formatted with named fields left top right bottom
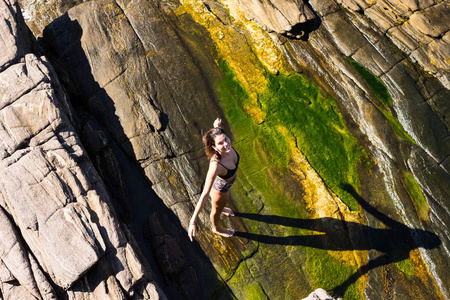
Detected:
left=40, top=13, right=233, bottom=300
left=282, top=2, right=322, bottom=41
left=234, top=184, right=441, bottom=296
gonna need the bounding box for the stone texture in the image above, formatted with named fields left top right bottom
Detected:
left=236, top=0, right=316, bottom=34
left=0, top=0, right=35, bottom=70
left=39, top=0, right=244, bottom=297
left=0, top=0, right=166, bottom=298
left=409, top=3, right=450, bottom=38
left=3, top=0, right=450, bottom=299
left=363, top=0, right=450, bottom=89
left=302, top=288, right=336, bottom=300
left=144, top=213, right=199, bottom=300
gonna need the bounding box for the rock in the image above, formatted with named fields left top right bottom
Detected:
left=0, top=0, right=35, bottom=69
left=0, top=0, right=166, bottom=298
left=39, top=0, right=249, bottom=297
left=39, top=0, right=217, bottom=233
left=302, top=288, right=336, bottom=300
left=236, top=0, right=316, bottom=34
left=409, top=3, right=450, bottom=38
left=0, top=206, right=51, bottom=299
left=8, top=0, right=450, bottom=298
left=364, top=1, right=450, bottom=89
left=144, top=213, right=199, bottom=299
left=0, top=52, right=103, bottom=289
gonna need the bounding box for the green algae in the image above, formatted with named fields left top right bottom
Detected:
left=393, top=253, right=415, bottom=279
left=218, top=59, right=365, bottom=211
left=216, top=59, right=367, bottom=299
left=346, top=58, right=391, bottom=107
left=227, top=262, right=268, bottom=300
left=377, top=106, right=417, bottom=145
left=403, top=172, right=429, bottom=221
left=306, top=248, right=360, bottom=299
left=346, top=58, right=416, bottom=144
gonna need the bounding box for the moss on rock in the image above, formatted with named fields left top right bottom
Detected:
left=217, top=59, right=368, bottom=299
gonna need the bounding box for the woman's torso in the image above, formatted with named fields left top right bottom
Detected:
left=214, top=148, right=239, bottom=181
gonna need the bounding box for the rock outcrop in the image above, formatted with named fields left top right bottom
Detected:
left=4, top=0, right=450, bottom=299
left=0, top=0, right=165, bottom=298
left=235, top=0, right=316, bottom=36
left=337, top=0, right=450, bottom=90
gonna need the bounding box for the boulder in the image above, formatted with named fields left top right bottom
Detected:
left=302, top=288, right=337, bottom=300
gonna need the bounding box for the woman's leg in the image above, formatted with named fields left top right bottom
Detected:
left=210, top=189, right=234, bottom=237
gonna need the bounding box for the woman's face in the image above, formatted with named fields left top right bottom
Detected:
left=213, top=133, right=231, bottom=154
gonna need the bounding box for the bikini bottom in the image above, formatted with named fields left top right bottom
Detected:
left=212, top=176, right=236, bottom=193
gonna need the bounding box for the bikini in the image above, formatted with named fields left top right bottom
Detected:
left=212, top=149, right=240, bottom=192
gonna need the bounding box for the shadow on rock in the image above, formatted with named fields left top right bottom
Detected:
left=282, top=2, right=321, bottom=41
left=234, top=184, right=441, bottom=296
left=40, top=13, right=231, bottom=299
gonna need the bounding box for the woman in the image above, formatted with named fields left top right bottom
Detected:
left=188, top=118, right=238, bottom=241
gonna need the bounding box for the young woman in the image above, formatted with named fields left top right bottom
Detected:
left=188, top=118, right=239, bottom=241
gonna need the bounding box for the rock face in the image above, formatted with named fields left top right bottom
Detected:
left=235, top=0, right=316, bottom=35
left=337, top=0, right=450, bottom=90
left=4, top=0, right=450, bottom=299
left=0, top=0, right=165, bottom=298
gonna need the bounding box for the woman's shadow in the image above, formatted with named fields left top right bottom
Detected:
left=234, top=184, right=441, bottom=296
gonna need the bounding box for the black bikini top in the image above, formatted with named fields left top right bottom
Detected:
left=215, top=149, right=240, bottom=180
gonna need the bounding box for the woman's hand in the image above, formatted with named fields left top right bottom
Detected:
left=213, top=118, right=222, bottom=128
left=188, top=223, right=196, bottom=242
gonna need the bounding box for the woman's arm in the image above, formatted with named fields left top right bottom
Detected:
left=213, top=118, right=222, bottom=128
left=188, top=160, right=219, bottom=241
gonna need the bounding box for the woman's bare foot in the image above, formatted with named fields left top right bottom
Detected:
left=221, top=207, right=235, bottom=217
left=212, top=227, right=235, bottom=238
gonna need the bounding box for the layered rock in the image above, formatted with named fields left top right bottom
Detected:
left=0, top=0, right=165, bottom=298
left=233, top=0, right=316, bottom=36
left=5, top=0, right=450, bottom=299
left=338, top=0, right=450, bottom=89
left=39, top=0, right=246, bottom=297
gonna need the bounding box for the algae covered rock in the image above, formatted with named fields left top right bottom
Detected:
left=5, top=0, right=450, bottom=299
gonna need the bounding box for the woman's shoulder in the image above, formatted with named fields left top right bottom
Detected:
left=209, top=157, right=222, bottom=173
left=210, top=155, right=221, bottom=164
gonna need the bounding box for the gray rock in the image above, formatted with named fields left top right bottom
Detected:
left=0, top=0, right=166, bottom=298
left=302, top=288, right=336, bottom=300
left=0, top=0, right=34, bottom=70
left=364, top=1, right=450, bottom=89
left=9, top=0, right=450, bottom=298
left=0, top=206, right=48, bottom=299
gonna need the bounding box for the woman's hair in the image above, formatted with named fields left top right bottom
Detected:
left=203, top=127, right=226, bottom=159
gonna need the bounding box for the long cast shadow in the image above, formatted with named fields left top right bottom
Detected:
left=234, top=184, right=441, bottom=295
left=40, top=15, right=229, bottom=299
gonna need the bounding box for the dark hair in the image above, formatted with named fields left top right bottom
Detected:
left=203, top=127, right=226, bottom=159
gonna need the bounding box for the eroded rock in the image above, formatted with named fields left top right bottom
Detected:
left=0, top=0, right=166, bottom=298
left=236, top=0, right=316, bottom=35
left=6, top=0, right=450, bottom=299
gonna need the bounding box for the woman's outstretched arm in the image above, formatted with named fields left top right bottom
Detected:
left=188, top=160, right=219, bottom=241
